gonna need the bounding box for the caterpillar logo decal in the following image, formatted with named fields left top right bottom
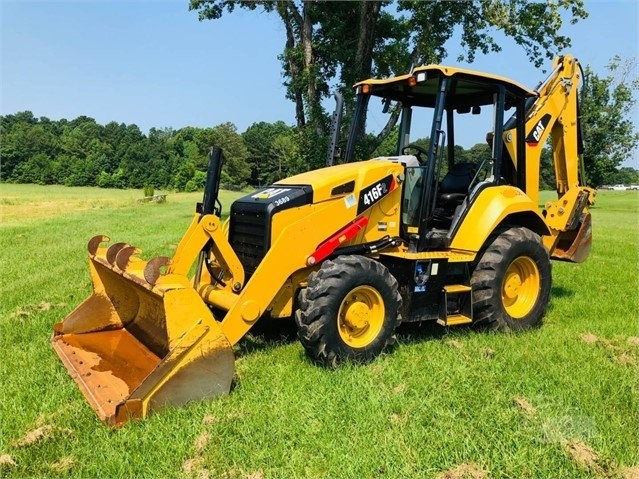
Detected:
left=251, top=187, right=291, bottom=200
left=357, top=175, right=395, bottom=214
left=526, top=114, right=551, bottom=146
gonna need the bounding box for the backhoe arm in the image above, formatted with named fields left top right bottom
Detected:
left=505, top=55, right=594, bottom=262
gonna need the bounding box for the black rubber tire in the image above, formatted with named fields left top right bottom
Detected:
left=295, top=255, right=402, bottom=367
left=471, top=226, right=552, bottom=331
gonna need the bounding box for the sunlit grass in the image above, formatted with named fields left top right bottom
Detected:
left=0, top=185, right=637, bottom=478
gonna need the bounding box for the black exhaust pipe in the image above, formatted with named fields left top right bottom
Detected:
left=201, top=147, right=226, bottom=216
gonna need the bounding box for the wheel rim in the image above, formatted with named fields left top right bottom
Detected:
left=337, top=285, right=385, bottom=348
left=501, top=256, right=540, bottom=318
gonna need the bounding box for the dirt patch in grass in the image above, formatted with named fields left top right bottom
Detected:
left=560, top=439, right=634, bottom=478
left=0, top=454, right=16, bottom=469
left=514, top=397, right=537, bottom=416
left=194, top=432, right=211, bottom=453
left=579, top=333, right=638, bottom=368
left=183, top=457, right=205, bottom=474
left=621, top=465, right=639, bottom=479
left=8, top=301, right=66, bottom=321
left=393, top=383, right=407, bottom=394
left=580, top=332, right=599, bottom=344
left=11, top=425, right=73, bottom=447
left=389, top=413, right=408, bottom=425
left=50, top=456, right=75, bottom=473
left=615, top=352, right=637, bottom=367
left=444, top=339, right=464, bottom=349
left=183, top=457, right=211, bottom=479
left=436, top=462, right=488, bottom=479
left=562, top=440, right=611, bottom=476
left=481, top=347, right=495, bottom=358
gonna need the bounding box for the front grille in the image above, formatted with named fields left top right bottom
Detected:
left=228, top=184, right=313, bottom=280
left=229, top=203, right=269, bottom=278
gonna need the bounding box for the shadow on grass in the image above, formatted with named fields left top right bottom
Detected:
left=396, top=320, right=464, bottom=345
left=234, top=316, right=298, bottom=358
left=235, top=316, right=473, bottom=358
left=552, top=285, right=575, bottom=298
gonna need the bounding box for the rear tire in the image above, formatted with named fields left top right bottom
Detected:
left=295, top=255, right=402, bottom=367
left=471, top=226, right=551, bottom=331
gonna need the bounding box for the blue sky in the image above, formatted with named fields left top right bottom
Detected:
left=1, top=0, right=638, bottom=154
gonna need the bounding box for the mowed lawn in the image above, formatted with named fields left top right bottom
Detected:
left=0, top=184, right=637, bottom=478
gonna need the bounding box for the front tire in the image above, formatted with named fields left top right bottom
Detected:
left=295, top=255, right=402, bottom=367
left=471, top=226, right=552, bottom=331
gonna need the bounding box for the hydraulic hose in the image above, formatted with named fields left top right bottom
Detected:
left=328, top=236, right=404, bottom=259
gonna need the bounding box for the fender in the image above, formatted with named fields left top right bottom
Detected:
left=449, top=185, right=550, bottom=253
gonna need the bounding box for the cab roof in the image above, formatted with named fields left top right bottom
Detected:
left=355, top=64, right=537, bottom=110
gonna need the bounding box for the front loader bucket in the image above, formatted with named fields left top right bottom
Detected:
left=52, top=236, right=234, bottom=427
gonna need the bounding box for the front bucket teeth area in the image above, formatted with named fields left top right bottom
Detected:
left=87, top=235, right=170, bottom=289
left=144, top=256, right=171, bottom=285
left=106, top=242, right=129, bottom=266
left=114, top=245, right=142, bottom=271
left=88, top=234, right=110, bottom=255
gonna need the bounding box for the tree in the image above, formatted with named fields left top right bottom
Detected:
left=196, top=122, right=251, bottom=186
left=579, top=56, right=639, bottom=186
left=609, top=167, right=639, bottom=186
left=1, top=112, right=60, bottom=181
left=190, top=0, right=588, bottom=156
left=242, top=121, right=299, bottom=185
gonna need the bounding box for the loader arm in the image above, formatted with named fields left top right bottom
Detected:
left=202, top=163, right=405, bottom=345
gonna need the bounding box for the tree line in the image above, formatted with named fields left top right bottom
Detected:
left=2, top=96, right=637, bottom=193
left=0, top=111, right=388, bottom=190
left=0, top=111, right=490, bottom=191
left=0, top=112, right=288, bottom=190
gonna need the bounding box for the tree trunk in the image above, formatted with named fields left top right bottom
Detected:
left=277, top=3, right=306, bottom=129
left=302, top=0, right=323, bottom=135
left=351, top=1, right=382, bottom=150
left=355, top=1, right=381, bottom=81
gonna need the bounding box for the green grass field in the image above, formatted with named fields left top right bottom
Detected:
left=1, top=184, right=637, bottom=478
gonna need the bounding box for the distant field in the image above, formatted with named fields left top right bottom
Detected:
left=0, top=184, right=637, bottom=478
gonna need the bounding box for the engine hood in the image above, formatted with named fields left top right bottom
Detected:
left=275, top=159, right=404, bottom=204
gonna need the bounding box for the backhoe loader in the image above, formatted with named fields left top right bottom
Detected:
left=52, top=54, right=593, bottom=426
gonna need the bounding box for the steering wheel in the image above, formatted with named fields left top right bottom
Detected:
left=401, top=143, right=428, bottom=164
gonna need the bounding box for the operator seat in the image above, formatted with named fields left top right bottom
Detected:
left=432, top=162, right=477, bottom=227
left=439, top=162, right=477, bottom=204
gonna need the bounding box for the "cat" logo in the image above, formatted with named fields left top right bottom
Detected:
left=525, top=114, right=551, bottom=146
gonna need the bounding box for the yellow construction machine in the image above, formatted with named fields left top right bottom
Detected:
left=52, top=54, right=593, bottom=426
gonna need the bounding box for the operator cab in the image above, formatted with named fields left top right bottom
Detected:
left=345, top=65, right=536, bottom=251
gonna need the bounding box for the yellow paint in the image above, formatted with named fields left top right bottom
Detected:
left=381, top=249, right=476, bottom=263
left=355, top=64, right=535, bottom=97
left=449, top=186, right=548, bottom=253
left=268, top=269, right=315, bottom=319
left=337, top=285, right=385, bottom=348
left=501, top=256, right=540, bottom=318
left=52, top=245, right=234, bottom=427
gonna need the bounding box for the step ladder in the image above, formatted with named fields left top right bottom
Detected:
left=437, top=284, right=473, bottom=326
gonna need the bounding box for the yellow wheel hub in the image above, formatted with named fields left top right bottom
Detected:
left=502, top=256, right=540, bottom=318
left=338, top=285, right=385, bottom=348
